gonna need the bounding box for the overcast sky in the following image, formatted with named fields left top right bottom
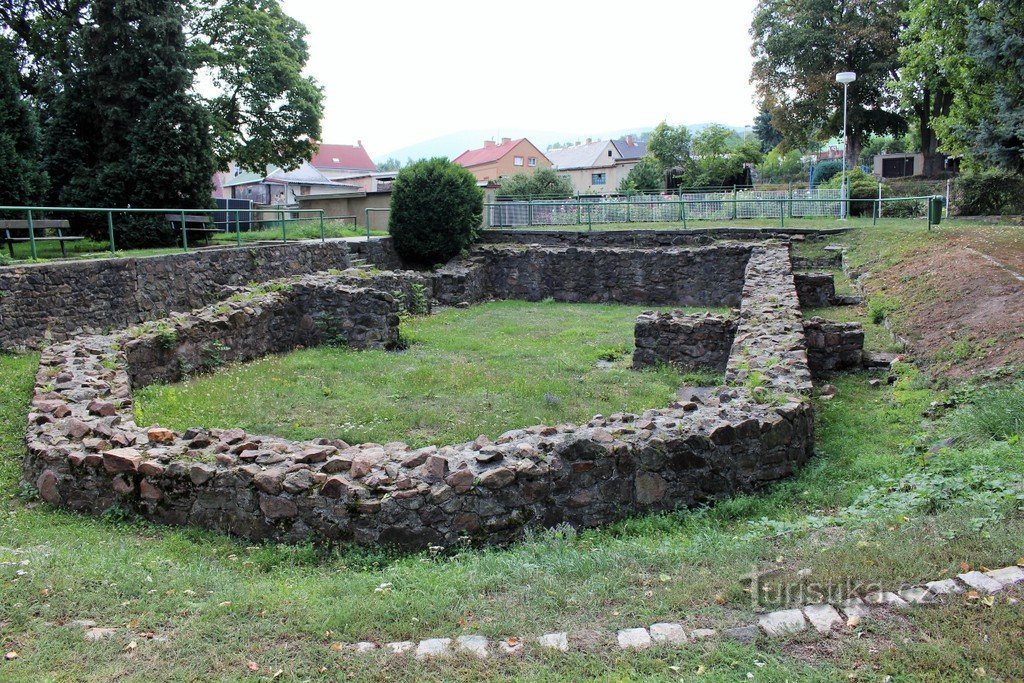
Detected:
left=280, top=0, right=760, bottom=158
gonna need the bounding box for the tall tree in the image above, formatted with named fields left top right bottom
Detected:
left=959, top=0, right=1024, bottom=172
left=750, top=0, right=908, bottom=168
left=753, top=108, right=783, bottom=153
left=647, top=121, right=693, bottom=186
left=0, top=36, right=48, bottom=206
left=896, top=0, right=966, bottom=175
left=617, top=157, right=664, bottom=193
left=189, top=0, right=324, bottom=172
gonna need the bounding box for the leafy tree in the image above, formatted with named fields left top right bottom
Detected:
left=389, top=158, right=482, bottom=266
left=683, top=125, right=757, bottom=187
left=959, top=0, right=1024, bottom=172
left=753, top=108, right=783, bottom=153
left=0, top=37, right=48, bottom=206
left=757, top=148, right=806, bottom=183
left=895, top=0, right=965, bottom=175
left=496, top=168, right=573, bottom=199
left=49, top=0, right=215, bottom=247
left=2, top=0, right=322, bottom=178
left=811, top=159, right=843, bottom=186
left=647, top=121, right=692, bottom=180
left=189, top=0, right=324, bottom=172
left=617, top=157, right=664, bottom=193
left=751, top=0, right=908, bottom=168
left=858, top=134, right=910, bottom=166
left=377, top=157, right=403, bottom=171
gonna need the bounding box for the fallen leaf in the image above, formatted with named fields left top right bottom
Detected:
left=247, top=661, right=259, bottom=672
left=219, top=601, right=232, bottom=608
left=981, top=596, right=995, bottom=607
left=696, top=664, right=707, bottom=675
left=714, top=594, right=727, bottom=605
left=330, top=642, right=343, bottom=652
left=124, top=641, right=137, bottom=652
left=128, top=618, right=138, bottom=629
left=960, top=562, right=971, bottom=572
left=4, top=652, right=18, bottom=661
left=847, top=615, right=862, bottom=628
left=966, top=590, right=980, bottom=601
left=272, top=670, right=283, bottom=679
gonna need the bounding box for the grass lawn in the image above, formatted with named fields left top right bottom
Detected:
left=135, top=301, right=719, bottom=448
left=1, top=227, right=1023, bottom=680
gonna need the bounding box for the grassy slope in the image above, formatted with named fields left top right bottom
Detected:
left=134, top=302, right=720, bottom=448
left=2, top=227, right=1023, bottom=680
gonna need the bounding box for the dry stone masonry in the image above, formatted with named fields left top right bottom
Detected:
left=24, top=242, right=819, bottom=550
left=632, top=311, right=737, bottom=372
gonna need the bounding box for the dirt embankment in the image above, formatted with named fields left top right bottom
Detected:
left=864, top=226, right=1024, bottom=376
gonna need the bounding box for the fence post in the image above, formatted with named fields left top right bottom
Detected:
left=945, top=179, right=952, bottom=218
left=788, top=187, right=794, bottom=218
left=280, top=209, right=287, bottom=243
left=681, top=200, right=688, bottom=230
left=587, top=202, right=592, bottom=232
left=874, top=184, right=881, bottom=226
left=527, top=195, right=533, bottom=227
left=26, top=209, right=37, bottom=259
left=107, top=211, right=116, bottom=254
left=319, top=210, right=325, bottom=243
left=732, top=185, right=737, bottom=220
left=365, top=208, right=370, bottom=239
left=180, top=210, right=188, bottom=251
left=779, top=199, right=785, bottom=229
left=235, top=209, right=242, bottom=245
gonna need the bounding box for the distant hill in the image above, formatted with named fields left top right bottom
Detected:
left=374, top=123, right=753, bottom=163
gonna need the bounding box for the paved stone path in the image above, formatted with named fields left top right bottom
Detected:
left=327, top=562, right=1023, bottom=659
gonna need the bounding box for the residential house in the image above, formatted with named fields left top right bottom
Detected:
left=220, top=162, right=345, bottom=207
left=309, top=141, right=378, bottom=179
left=547, top=137, right=645, bottom=195
left=452, top=138, right=551, bottom=182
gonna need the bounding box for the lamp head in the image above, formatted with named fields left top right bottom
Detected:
left=836, top=71, right=857, bottom=84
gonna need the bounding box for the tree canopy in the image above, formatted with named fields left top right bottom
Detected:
left=617, top=157, right=664, bottom=193
left=496, top=168, right=574, bottom=199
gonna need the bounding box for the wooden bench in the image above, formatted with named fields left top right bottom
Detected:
left=164, top=214, right=221, bottom=246
left=2, top=219, right=85, bottom=258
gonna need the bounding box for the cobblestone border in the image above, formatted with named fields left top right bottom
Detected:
left=328, top=563, right=1024, bottom=659
left=25, top=245, right=816, bottom=550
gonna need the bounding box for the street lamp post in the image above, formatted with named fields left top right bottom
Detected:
left=836, top=71, right=856, bottom=220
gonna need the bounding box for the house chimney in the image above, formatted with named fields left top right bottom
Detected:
left=626, top=134, right=634, bottom=146
left=484, top=140, right=495, bottom=148
left=357, top=139, right=363, bottom=147
left=501, top=137, right=511, bottom=145
left=586, top=137, right=592, bottom=144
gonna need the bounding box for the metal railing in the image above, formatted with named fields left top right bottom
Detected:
left=0, top=205, right=330, bottom=259
left=485, top=195, right=943, bottom=231
left=364, top=207, right=390, bottom=239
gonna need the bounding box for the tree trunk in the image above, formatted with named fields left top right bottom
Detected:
left=919, top=86, right=951, bottom=178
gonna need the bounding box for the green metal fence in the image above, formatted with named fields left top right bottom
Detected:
left=484, top=195, right=945, bottom=231
left=0, top=205, right=331, bottom=260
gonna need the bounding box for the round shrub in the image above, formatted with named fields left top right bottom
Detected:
left=824, top=167, right=886, bottom=217
left=810, top=159, right=843, bottom=186
left=389, top=158, right=483, bottom=265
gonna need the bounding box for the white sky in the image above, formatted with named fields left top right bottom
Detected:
left=280, top=0, right=759, bottom=157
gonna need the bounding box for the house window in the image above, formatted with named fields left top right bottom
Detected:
left=607, top=150, right=613, bottom=157
left=592, top=172, right=607, bottom=185
left=528, top=157, right=537, bottom=167
left=514, top=156, right=524, bottom=166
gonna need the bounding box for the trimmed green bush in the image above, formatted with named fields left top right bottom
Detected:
left=810, top=159, right=843, bottom=186
left=824, top=167, right=885, bottom=217
left=389, top=158, right=483, bottom=265
left=497, top=168, right=573, bottom=199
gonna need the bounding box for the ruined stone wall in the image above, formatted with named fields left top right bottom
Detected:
left=437, top=244, right=753, bottom=308
left=793, top=271, right=836, bottom=308
left=0, top=241, right=354, bottom=350
left=803, top=317, right=864, bottom=375
left=24, top=246, right=816, bottom=551
left=632, top=312, right=737, bottom=372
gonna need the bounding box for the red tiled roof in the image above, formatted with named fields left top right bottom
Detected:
left=310, top=143, right=377, bottom=171
left=452, top=139, right=527, bottom=167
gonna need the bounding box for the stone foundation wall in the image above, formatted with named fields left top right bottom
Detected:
left=433, top=243, right=753, bottom=308
left=803, top=317, right=865, bottom=375
left=24, top=246, right=816, bottom=551
left=0, top=241, right=355, bottom=350
left=793, top=271, right=836, bottom=308
left=122, top=276, right=400, bottom=388
left=632, top=311, right=737, bottom=372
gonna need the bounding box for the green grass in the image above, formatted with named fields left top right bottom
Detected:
left=3, top=226, right=1024, bottom=680
left=135, top=301, right=720, bottom=448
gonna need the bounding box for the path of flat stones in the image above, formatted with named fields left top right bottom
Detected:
left=333, top=563, right=1023, bottom=660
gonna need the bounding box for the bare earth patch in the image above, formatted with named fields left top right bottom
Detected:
left=866, top=228, right=1024, bottom=375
